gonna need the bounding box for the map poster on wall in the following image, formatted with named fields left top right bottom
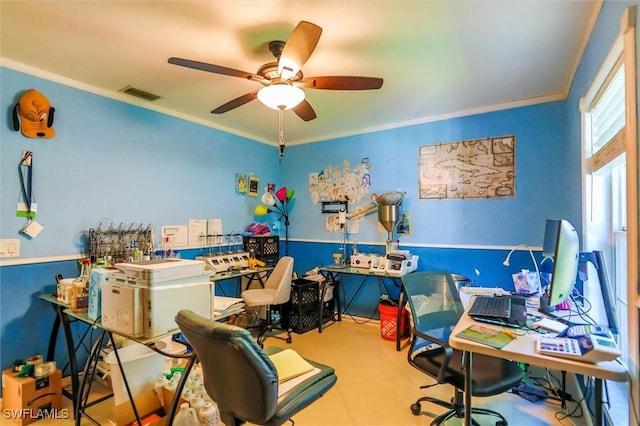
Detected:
left=418, top=135, right=515, bottom=200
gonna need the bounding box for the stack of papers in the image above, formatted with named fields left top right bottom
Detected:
left=213, top=296, right=245, bottom=317
left=268, top=349, right=315, bottom=383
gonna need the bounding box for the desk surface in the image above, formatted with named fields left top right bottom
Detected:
left=39, top=293, right=243, bottom=344
left=210, top=267, right=271, bottom=281
left=450, top=309, right=628, bottom=382
left=320, top=265, right=406, bottom=278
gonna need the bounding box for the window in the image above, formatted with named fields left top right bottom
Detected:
left=582, top=47, right=628, bottom=359
left=580, top=8, right=637, bottom=423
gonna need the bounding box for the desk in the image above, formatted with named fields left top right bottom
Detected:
left=40, top=268, right=266, bottom=406
left=450, top=307, right=628, bottom=426
left=39, top=270, right=261, bottom=425
left=319, top=266, right=409, bottom=347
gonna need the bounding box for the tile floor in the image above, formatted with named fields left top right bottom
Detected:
left=3, top=318, right=607, bottom=426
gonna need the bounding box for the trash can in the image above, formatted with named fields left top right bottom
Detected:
left=378, top=297, right=408, bottom=341
left=106, top=341, right=167, bottom=404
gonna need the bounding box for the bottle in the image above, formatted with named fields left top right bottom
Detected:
left=174, top=402, right=199, bottom=426
left=189, top=394, right=206, bottom=414
left=154, top=374, right=170, bottom=406
left=198, top=401, right=222, bottom=426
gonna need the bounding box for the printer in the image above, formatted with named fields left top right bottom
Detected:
left=102, top=259, right=212, bottom=338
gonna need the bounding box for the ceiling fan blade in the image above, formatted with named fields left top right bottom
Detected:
left=278, top=21, right=322, bottom=80
left=211, top=90, right=259, bottom=114
left=292, top=99, right=317, bottom=121
left=300, top=76, right=384, bottom=90
left=169, top=57, right=256, bottom=80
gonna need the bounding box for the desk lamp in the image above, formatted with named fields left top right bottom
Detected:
left=502, top=244, right=540, bottom=293
left=254, top=186, right=294, bottom=256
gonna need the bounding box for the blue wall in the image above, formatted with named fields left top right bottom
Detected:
left=0, top=0, right=632, bottom=383
left=0, top=70, right=281, bottom=375
left=283, top=101, right=572, bottom=247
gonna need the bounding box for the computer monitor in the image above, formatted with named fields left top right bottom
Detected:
left=543, top=219, right=580, bottom=307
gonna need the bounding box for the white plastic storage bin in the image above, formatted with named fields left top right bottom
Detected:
left=106, top=341, right=167, bottom=405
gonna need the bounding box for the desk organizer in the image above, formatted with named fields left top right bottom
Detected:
left=287, top=278, right=334, bottom=334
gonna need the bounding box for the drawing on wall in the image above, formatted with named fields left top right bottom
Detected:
left=397, top=212, right=412, bottom=235
left=235, top=173, right=247, bottom=195
left=309, top=158, right=373, bottom=234
left=309, top=158, right=372, bottom=204
left=418, top=135, right=515, bottom=199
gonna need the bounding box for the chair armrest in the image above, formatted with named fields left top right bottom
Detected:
left=411, top=310, right=458, bottom=384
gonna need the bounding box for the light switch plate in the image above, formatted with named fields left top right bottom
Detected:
left=0, top=239, right=21, bottom=257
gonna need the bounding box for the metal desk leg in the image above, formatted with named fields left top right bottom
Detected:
left=396, top=289, right=404, bottom=351
left=318, top=280, right=327, bottom=333
left=331, top=273, right=342, bottom=322
left=463, top=351, right=472, bottom=426
left=56, top=305, right=80, bottom=416
left=46, top=306, right=61, bottom=362
left=343, top=275, right=368, bottom=314
left=594, top=378, right=603, bottom=426
left=75, top=330, right=108, bottom=426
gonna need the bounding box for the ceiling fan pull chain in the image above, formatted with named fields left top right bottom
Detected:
left=278, top=107, right=286, bottom=157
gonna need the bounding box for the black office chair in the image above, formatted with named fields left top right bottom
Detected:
left=173, top=309, right=337, bottom=426
left=402, top=271, right=523, bottom=426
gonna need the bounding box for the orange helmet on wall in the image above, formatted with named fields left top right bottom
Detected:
left=12, top=89, right=56, bottom=138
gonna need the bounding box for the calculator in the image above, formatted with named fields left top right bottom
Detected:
left=537, top=336, right=582, bottom=359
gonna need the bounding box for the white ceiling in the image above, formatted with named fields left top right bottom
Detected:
left=0, top=1, right=600, bottom=146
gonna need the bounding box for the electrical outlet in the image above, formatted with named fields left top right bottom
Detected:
left=0, top=239, right=21, bottom=257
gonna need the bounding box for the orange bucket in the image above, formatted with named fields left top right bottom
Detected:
left=378, top=302, right=408, bottom=341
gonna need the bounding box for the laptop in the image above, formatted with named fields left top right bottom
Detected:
left=468, top=295, right=528, bottom=328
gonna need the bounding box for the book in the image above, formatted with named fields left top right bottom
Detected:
left=268, top=348, right=315, bottom=383
left=212, top=296, right=245, bottom=315
left=455, top=324, right=515, bottom=349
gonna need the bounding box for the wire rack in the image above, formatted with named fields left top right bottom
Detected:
left=88, top=223, right=153, bottom=265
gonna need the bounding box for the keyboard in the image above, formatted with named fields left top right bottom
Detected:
left=468, top=296, right=511, bottom=319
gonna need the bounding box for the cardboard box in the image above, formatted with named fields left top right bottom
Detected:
left=109, top=389, right=164, bottom=426
left=1, top=368, right=63, bottom=425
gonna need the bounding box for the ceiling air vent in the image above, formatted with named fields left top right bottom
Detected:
left=119, top=85, right=161, bottom=102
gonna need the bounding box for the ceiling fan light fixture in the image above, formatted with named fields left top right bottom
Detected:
left=257, top=83, right=305, bottom=110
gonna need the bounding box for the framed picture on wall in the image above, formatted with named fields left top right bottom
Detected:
left=235, top=173, right=247, bottom=195
left=397, top=212, right=412, bottom=235
left=248, top=176, right=259, bottom=197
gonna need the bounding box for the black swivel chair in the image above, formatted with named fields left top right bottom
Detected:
left=402, top=271, right=524, bottom=426
left=172, top=309, right=337, bottom=426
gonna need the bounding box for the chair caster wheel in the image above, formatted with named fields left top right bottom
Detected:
left=496, top=421, right=507, bottom=426
left=286, top=337, right=292, bottom=344
left=410, top=403, right=421, bottom=415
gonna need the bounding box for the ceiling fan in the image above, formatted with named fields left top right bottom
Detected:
left=168, top=21, right=383, bottom=121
